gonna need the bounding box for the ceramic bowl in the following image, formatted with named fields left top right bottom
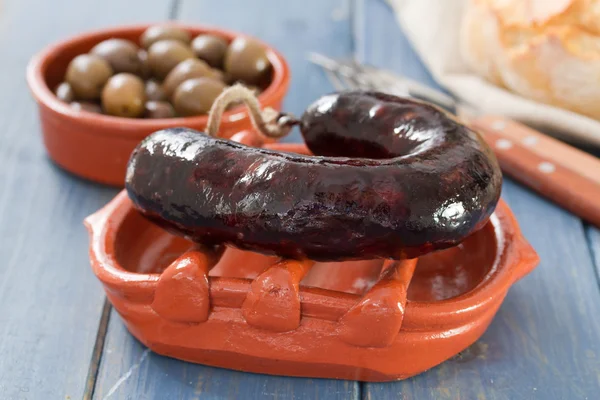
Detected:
left=85, top=140, right=539, bottom=382
left=26, top=23, right=290, bottom=186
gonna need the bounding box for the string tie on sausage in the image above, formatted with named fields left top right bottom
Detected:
left=206, top=84, right=298, bottom=139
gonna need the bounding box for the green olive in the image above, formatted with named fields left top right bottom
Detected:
left=147, top=39, right=195, bottom=80
left=55, top=82, right=75, bottom=103
left=224, top=37, right=271, bottom=85
left=162, top=58, right=211, bottom=98
left=101, top=73, right=146, bottom=118
left=70, top=101, right=103, bottom=114
left=191, top=34, right=229, bottom=68
left=144, top=101, right=176, bottom=119
left=90, top=39, right=143, bottom=75
left=172, top=77, right=226, bottom=116
left=141, top=25, right=191, bottom=49
left=207, top=68, right=226, bottom=83
left=65, top=54, right=113, bottom=100
left=137, top=49, right=152, bottom=79
left=145, top=79, right=167, bottom=101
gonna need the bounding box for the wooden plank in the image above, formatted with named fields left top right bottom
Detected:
left=94, top=316, right=359, bottom=400
left=357, top=1, right=600, bottom=399
left=588, top=226, right=600, bottom=283
left=92, top=1, right=360, bottom=399
left=0, top=1, right=172, bottom=399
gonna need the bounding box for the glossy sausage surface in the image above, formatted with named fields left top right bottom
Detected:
left=126, top=92, right=502, bottom=261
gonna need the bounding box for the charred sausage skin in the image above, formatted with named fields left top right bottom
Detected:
left=125, top=92, right=502, bottom=261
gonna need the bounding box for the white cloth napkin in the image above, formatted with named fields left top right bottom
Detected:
left=386, top=0, right=600, bottom=148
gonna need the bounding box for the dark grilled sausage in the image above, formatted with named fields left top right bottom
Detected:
left=125, top=92, right=502, bottom=261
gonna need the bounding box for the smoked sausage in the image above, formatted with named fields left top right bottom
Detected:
left=125, top=92, right=502, bottom=261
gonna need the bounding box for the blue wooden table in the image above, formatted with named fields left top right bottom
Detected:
left=1, top=0, right=600, bottom=398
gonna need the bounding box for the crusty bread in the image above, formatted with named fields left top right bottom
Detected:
left=460, top=0, right=600, bottom=120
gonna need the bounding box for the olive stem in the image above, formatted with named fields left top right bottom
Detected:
left=206, top=84, right=298, bottom=139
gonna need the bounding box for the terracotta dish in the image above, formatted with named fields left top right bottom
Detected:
left=26, top=24, right=290, bottom=186
left=85, top=136, right=539, bottom=382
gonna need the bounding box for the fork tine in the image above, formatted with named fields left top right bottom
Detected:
left=311, top=55, right=394, bottom=92
left=323, top=61, right=363, bottom=91
left=308, top=53, right=458, bottom=111
left=347, top=60, right=380, bottom=91
left=308, top=52, right=373, bottom=91
left=336, top=60, right=408, bottom=94
left=359, top=65, right=411, bottom=95
left=364, top=66, right=457, bottom=110
left=306, top=52, right=340, bottom=70
left=337, top=61, right=372, bottom=90
left=322, top=68, right=347, bottom=91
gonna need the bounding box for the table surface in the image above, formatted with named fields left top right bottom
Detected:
left=1, top=0, right=600, bottom=399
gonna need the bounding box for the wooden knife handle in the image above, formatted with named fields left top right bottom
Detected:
left=470, top=115, right=600, bottom=228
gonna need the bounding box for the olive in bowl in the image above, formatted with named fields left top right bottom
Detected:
left=162, top=58, right=212, bottom=98
left=172, top=77, right=227, bottom=116
left=191, top=34, right=229, bottom=68
left=102, top=73, right=146, bottom=118
left=90, top=38, right=144, bottom=75
left=70, top=101, right=103, bottom=114
left=144, top=101, right=176, bottom=119
left=224, top=37, right=271, bottom=86
left=147, top=39, right=196, bottom=80
left=54, top=82, right=75, bottom=103
left=65, top=54, right=113, bottom=100
left=145, top=79, right=167, bottom=101
left=141, top=25, right=191, bottom=49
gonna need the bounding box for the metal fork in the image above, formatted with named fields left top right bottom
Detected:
left=307, top=52, right=461, bottom=115
left=306, top=52, right=600, bottom=229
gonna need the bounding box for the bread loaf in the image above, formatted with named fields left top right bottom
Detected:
left=460, top=0, right=600, bottom=120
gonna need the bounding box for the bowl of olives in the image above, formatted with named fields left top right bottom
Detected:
left=26, top=23, right=290, bottom=186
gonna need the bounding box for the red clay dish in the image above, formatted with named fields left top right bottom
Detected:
left=26, top=24, right=290, bottom=186
left=85, top=139, right=539, bottom=382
